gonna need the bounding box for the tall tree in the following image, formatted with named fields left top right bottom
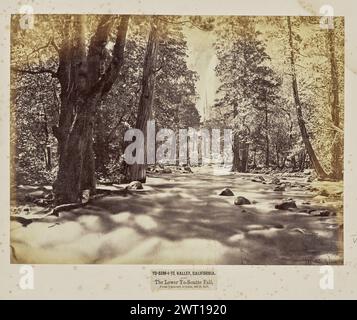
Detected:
left=12, top=15, right=130, bottom=203
left=214, top=17, right=280, bottom=171
left=52, top=15, right=130, bottom=203
left=126, top=17, right=160, bottom=182
left=286, top=16, right=328, bottom=179
left=327, top=22, right=343, bottom=180
left=126, top=16, right=206, bottom=182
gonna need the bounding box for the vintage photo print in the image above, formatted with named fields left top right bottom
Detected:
left=1, top=0, right=357, bottom=300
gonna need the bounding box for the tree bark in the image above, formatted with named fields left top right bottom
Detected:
left=126, top=17, right=160, bottom=183
left=287, top=16, right=328, bottom=179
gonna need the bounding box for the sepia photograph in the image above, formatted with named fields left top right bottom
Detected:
left=10, top=14, right=344, bottom=265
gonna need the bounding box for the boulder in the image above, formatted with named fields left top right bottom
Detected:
left=183, top=166, right=193, bottom=173
left=291, top=228, right=306, bottom=234
left=307, top=209, right=318, bottom=214
left=333, top=191, right=343, bottom=197
left=82, top=189, right=90, bottom=203
left=219, top=188, right=234, bottom=196
left=274, top=184, right=286, bottom=192
left=270, top=177, right=280, bottom=185
left=275, top=199, right=297, bottom=210
left=127, top=181, right=143, bottom=190
left=162, top=168, right=172, bottom=174
left=273, top=223, right=284, bottom=229
left=318, top=189, right=330, bottom=197
left=300, top=209, right=315, bottom=214
left=319, top=210, right=336, bottom=217
left=234, top=196, right=251, bottom=205
left=258, top=176, right=265, bottom=182
left=313, top=195, right=327, bottom=203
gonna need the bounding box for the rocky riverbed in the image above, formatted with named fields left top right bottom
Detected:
left=10, top=166, right=343, bottom=264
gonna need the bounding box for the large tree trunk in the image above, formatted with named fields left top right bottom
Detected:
left=54, top=100, right=97, bottom=203
left=53, top=15, right=89, bottom=203
left=53, top=15, right=129, bottom=204
left=287, top=17, right=328, bottom=179
left=126, top=17, right=160, bottom=183
left=328, top=26, right=343, bottom=180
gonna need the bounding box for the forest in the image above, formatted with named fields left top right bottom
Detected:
left=10, top=15, right=344, bottom=265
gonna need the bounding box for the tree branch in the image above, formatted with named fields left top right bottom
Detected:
left=156, top=16, right=213, bottom=31
left=50, top=37, right=60, bottom=54
left=26, top=39, right=53, bottom=60
left=11, top=66, right=58, bottom=78
left=91, top=15, right=130, bottom=98
left=87, top=15, right=115, bottom=85
left=153, top=64, right=163, bottom=74
left=330, top=123, right=344, bottom=134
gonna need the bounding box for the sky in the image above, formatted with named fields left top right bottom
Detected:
left=183, top=25, right=219, bottom=121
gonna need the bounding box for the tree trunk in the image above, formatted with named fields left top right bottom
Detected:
left=53, top=15, right=129, bottom=204
left=280, top=155, right=286, bottom=169
left=127, top=18, right=160, bottom=183
left=287, top=16, right=328, bottom=179
left=291, top=155, right=297, bottom=171
left=328, top=26, right=343, bottom=180
left=46, top=146, right=52, bottom=169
